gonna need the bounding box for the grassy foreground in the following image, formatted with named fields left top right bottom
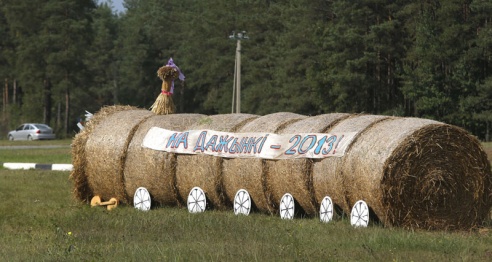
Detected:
left=0, top=140, right=491, bottom=261
left=0, top=171, right=491, bottom=261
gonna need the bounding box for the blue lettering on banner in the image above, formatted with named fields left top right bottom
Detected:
left=193, top=131, right=208, bottom=152
left=205, top=135, right=218, bottom=152
left=299, top=135, right=316, bottom=154
left=143, top=127, right=354, bottom=159
left=228, top=138, right=240, bottom=154
left=215, top=135, right=234, bottom=152
left=284, top=134, right=339, bottom=156
left=166, top=132, right=189, bottom=149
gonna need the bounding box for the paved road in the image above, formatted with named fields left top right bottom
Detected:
left=0, top=145, right=70, bottom=150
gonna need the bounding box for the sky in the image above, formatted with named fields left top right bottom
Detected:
left=99, top=0, right=126, bottom=13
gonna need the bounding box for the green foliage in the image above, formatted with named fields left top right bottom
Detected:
left=1, top=0, right=492, bottom=139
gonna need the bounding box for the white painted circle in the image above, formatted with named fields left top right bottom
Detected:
left=279, top=193, right=295, bottom=220
left=350, top=200, right=369, bottom=227
left=234, top=189, right=251, bottom=216
left=133, top=187, right=151, bottom=211
left=319, top=196, right=334, bottom=223
left=187, top=187, right=206, bottom=213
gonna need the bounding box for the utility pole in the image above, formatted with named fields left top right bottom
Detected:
left=229, top=31, right=249, bottom=113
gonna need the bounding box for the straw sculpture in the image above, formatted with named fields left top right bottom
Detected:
left=83, top=108, right=153, bottom=204
left=175, top=114, right=258, bottom=210
left=150, top=58, right=185, bottom=115
left=71, top=108, right=492, bottom=230
left=265, top=113, right=351, bottom=216
left=70, top=105, right=143, bottom=203
left=123, top=114, right=205, bottom=206
left=221, top=112, right=306, bottom=214
left=312, top=114, right=390, bottom=215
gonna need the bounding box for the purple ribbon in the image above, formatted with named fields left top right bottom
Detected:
left=166, top=58, right=185, bottom=94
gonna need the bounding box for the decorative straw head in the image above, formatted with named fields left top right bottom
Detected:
left=157, top=65, right=179, bottom=81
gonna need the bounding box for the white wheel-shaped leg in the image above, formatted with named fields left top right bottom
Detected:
left=133, top=187, right=151, bottom=211
left=319, top=196, right=334, bottom=223
left=187, top=187, right=206, bottom=213
left=234, top=189, right=251, bottom=216
left=279, top=193, right=295, bottom=220
left=350, top=200, right=369, bottom=228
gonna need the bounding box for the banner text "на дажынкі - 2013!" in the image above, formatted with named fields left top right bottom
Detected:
left=142, top=127, right=357, bottom=159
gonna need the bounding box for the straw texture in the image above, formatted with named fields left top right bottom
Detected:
left=123, top=114, right=205, bottom=206
left=71, top=110, right=492, bottom=230
left=175, top=114, right=258, bottom=210
left=265, top=113, right=351, bottom=216
left=312, top=114, right=390, bottom=214
left=85, top=108, right=153, bottom=204
left=222, top=112, right=306, bottom=214
left=71, top=105, right=152, bottom=203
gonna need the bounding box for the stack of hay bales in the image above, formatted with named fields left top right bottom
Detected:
left=312, top=115, right=390, bottom=214
left=175, top=114, right=258, bottom=210
left=264, top=113, right=350, bottom=216
left=123, top=113, right=205, bottom=206
left=71, top=106, right=492, bottom=230
left=221, top=112, right=306, bottom=214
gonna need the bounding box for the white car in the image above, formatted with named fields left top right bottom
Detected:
left=7, top=123, right=56, bottom=141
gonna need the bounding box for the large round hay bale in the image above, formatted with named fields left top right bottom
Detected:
left=222, top=112, right=306, bottom=214
left=84, top=108, right=153, bottom=204
left=265, top=113, right=351, bottom=216
left=123, top=114, right=205, bottom=206
left=175, top=114, right=258, bottom=210
left=312, top=114, right=390, bottom=214
left=70, top=105, right=138, bottom=202
left=340, top=117, right=492, bottom=230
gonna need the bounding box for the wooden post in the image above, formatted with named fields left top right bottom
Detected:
left=13, top=79, right=16, bottom=105
left=5, top=79, right=8, bottom=106
left=3, top=78, right=7, bottom=113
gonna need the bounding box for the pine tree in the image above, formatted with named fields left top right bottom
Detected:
left=85, top=3, right=120, bottom=110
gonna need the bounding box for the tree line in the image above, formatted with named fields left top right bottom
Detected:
left=1, top=0, right=491, bottom=140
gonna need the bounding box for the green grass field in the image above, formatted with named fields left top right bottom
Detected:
left=0, top=139, right=72, bottom=164
left=0, top=140, right=491, bottom=261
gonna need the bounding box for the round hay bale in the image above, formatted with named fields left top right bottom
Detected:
left=341, top=117, right=492, bottom=230
left=265, top=113, right=351, bottom=216
left=222, top=112, right=306, bottom=214
left=84, top=108, right=153, bottom=204
left=312, top=114, right=390, bottom=214
left=175, top=114, right=259, bottom=210
left=123, top=114, right=205, bottom=206
left=70, top=105, right=138, bottom=202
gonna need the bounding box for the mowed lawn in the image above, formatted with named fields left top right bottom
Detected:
left=0, top=139, right=491, bottom=261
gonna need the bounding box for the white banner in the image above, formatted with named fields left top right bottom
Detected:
left=142, top=127, right=357, bottom=159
